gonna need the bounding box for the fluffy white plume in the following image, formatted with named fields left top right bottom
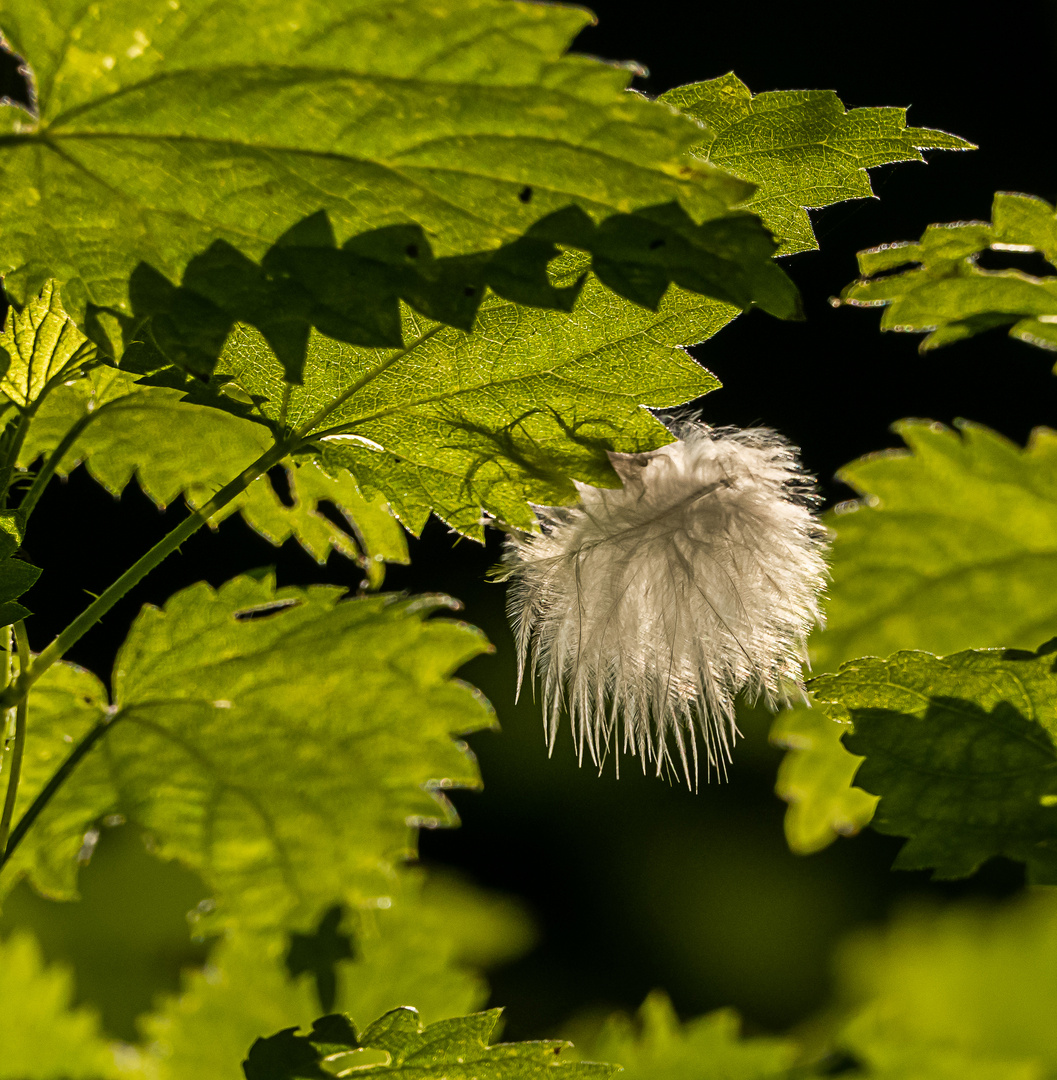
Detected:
left=500, top=422, right=828, bottom=783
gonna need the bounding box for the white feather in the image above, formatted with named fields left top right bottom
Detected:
left=499, top=422, right=828, bottom=783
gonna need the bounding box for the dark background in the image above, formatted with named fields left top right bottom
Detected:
left=2, top=0, right=1056, bottom=1044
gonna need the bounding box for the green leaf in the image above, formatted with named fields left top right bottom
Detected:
left=140, top=868, right=532, bottom=1079
left=0, top=932, right=119, bottom=1079
left=19, top=365, right=407, bottom=584
left=840, top=192, right=1057, bottom=356
left=0, top=508, right=41, bottom=627
left=774, top=419, right=1057, bottom=853
left=835, top=890, right=1057, bottom=1075
left=578, top=991, right=797, bottom=1080
left=661, top=74, right=972, bottom=255
left=215, top=269, right=721, bottom=537
left=812, top=644, right=1057, bottom=882
left=2, top=575, right=494, bottom=932
left=0, top=281, right=92, bottom=407
left=0, top=0, right=758, bottom=333
left=128, top=204, right=799, bottom=383
left=243, top=1006, right=619, bottom=1080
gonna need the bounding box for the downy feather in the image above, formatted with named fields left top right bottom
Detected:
left=500, top=422, right=828, bottom=783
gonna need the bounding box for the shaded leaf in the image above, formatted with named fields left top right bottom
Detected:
left=774, top=420, right=1057, bottom=852
left=19, top=366, right=407, bottom=584
left=578, top=990, right=797, bottom=1080
left=0, top=509, right=41, bottom=627
left=0, top=0, right=757, bottom=336
left=840, top=192, right=1057, bottom=356
left=244, top=1006, right=618, bottom=1080
left=0, top=932, right=119, bottom=1079
left=129, top=205, right=799, bottom=383
left=2, top=575, right=494, bottom=932
left=813, top=645, right=1057, bottom=882
left=662, top=74, right=971, bottom=255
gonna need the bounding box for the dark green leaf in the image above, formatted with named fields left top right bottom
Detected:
left=0, top=509, right=40, bottom=628
left=840, top=192, right=1057, bottom=356
left=661, top=73, right=972, bottom=255
left=813, top=645, right=1057, bottom=882
left=774, top=419, right=1057, bottom=853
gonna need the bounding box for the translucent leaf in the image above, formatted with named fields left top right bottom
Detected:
left=0, top=0, right=756, bottom=331
left=579, top=991, right=796, bottom=1080
left=0, top=932, right=119, bottom=1079
left=774, top=420, right=1057, bottom=853
left=19, top=366, right=408, bottom=583
left=840, top=192, right=1057, bottom=356
left=140, top=870, right=534, bottom=1079
left=243, top=1006, right=619, bottom=1080
left=219, top=272, right=721, bottom=537
left=0, top=281, right=91, bottom=407
left=2, top=575, right=494, bottom=932
left=811, top=644, right=1057, bottom=883
left=661, top=74, right=972, bottom=255
left=836, top=890, right=1057, bottom=1075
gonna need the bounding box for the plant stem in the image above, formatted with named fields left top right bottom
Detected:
left=0, top=715, right=110, bottom=868
left=0, top=408, right=33, bottom=509
left=0, top=437, right=294, bottom=713
left=0, top=622, right=31, bottom=854
left=18, top=408, right=101, bottom=523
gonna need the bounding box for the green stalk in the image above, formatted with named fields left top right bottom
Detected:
left=0, top=437, right=294, bottom=713
left=0, top=408, right=33, bottom=509
left=0, top=716, right=109, bottom=868
left=0, top=622, right=31, bottom=854
left=17, top=408, right=102, bottom=523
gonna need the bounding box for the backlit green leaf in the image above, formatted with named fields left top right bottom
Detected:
left=217, top=270, right=722, bottom=537
left=813, top=645, right=1057, bottom=882
left=2, top=575, right=494, bottom=932
left=0, top=509, right=41, bottom=627
left=0, top=0, right=756, bottom=334
left=0, top=932, right=119, bottom=1079
left=140, top=870, right=534, bottom=1080
left=578, top=991, right=797, bottom=1080
left=661, top=74, right=971, bottom=255
left=835, top=890, right=1057, bottom=1075
left=774, top=419, right=1057, bottom=853
left=0, top=281, right=91, bottom=408
left=243, top=1006, right=619, bottom=1080
left=840, top=192, right=1057, bottom=356
left=19, top=365, right=407, bottom=584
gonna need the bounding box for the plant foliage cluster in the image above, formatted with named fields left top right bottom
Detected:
left=0, top=0, right=1053, bottom=1077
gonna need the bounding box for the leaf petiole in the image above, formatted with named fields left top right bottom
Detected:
left=0, top=621, right=31, bottom=855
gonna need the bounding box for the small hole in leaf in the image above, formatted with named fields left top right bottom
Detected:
left=314, top=500, right=355, bottom=539
left=266, top=465, right=295, bottom=508
left=518, top=186, right=533, bottom=204
left=464, top=286, right=476, bottom=297
left=234, top=599, right=302, bottom=622
left=405, top=243, right=419, bottom=258
left=976, top=247, right=1056, bottom=276
left=649, top=238, right=665, bottom=250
